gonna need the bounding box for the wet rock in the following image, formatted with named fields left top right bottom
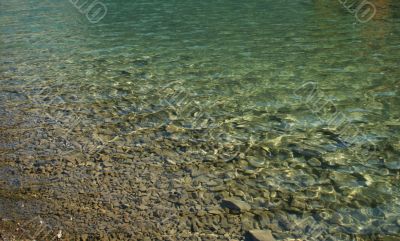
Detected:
left=289, top=197, right=307, bottom=211
left=102, top=161, right=113, bottom=168
left=207, top=179, right=221, bottom=187
left=119, top=70, right=131, bottom=76
left=385, top=160, right=400, bottom=170
left=208, top=208, right=223, bottom=215
left=307, top=158, right=321, bottom=167
left=381, top=223, right=399, bottom=234
left=379, top=236, right=400, bottom=241
left=329, top=171, right=361, bottom=189
left=80, top=234, right=89, bottom=241
left=276, top=211, right=293, bottom=230
left=248, top=229, right=276, bottom=241
left=134, top=72, right=151, bottom=79
left=221, top=198, right=251, bottom=213
left=241, top=211, right=255, bottom=226
left=289, top=144, right=322, bottom=159
left=190, top=217, right=200, bottom=232
left=247, top=156, right=265, bottom=168
left=255, top=213, right=271, bottom=229
left=209, top=185, right=225, bottom=192
left=165, top=124, right=185, bottom=133
left=137, top=205, right=147, bottom=211
left=132, top=59, right=149, bottom=67
left=323, top=152, right=347, bottom=166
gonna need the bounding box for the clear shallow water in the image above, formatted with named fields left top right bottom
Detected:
left=1, top=0, right=400, bottom=240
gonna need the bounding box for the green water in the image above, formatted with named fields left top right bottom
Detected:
left=1, top=0, right=400, bottom=240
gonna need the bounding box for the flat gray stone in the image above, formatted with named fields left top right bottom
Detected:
left=248, top=229, right=276, bottom=241
left=221, top=198, right=251, bottom=213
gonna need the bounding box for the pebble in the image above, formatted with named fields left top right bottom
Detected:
left=290, top=197, right=306, bottom=210
left=80, top=234, right=88, bottom=241
left=380, top=236, right=400, bottom=241
left=247, top=156, right=265, bottom=168
left=307, top=158, right=321, bottom=167
left=221, top=198, right=251, bottom=213
left=103, top=161, right=113, bottom=167
left=207, top=208, right=222, bottom=215
left=137, top=205, right=147, bottom=211
left=248, top=229, right=276, bottom=241
left=119, top=70, right=131, bottom=76
left=385, top=160, right=400, bottom=170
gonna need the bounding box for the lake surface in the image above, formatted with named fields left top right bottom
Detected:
left=1, top=0, right=400, bottom=240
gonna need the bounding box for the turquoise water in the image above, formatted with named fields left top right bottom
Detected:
left=1, top=0, right=400, bottom=240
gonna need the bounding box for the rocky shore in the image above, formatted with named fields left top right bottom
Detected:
left=0, top=56, right=399, bottom=241
left=1, top=97, right=399, bottom=241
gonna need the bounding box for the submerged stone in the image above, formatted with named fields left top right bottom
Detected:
left=132, top=59, right=149, bottom=67
left=221, top=198, right=251, bottom=213
left=119, top=70, right=131, bottom=76
left=247, top=156, right=265, bottom=168
left=307, top=157, right=321, bottom=167
left=385, top=160, right=400, bottom=170
left=248, top=229, right=276, bottom=241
